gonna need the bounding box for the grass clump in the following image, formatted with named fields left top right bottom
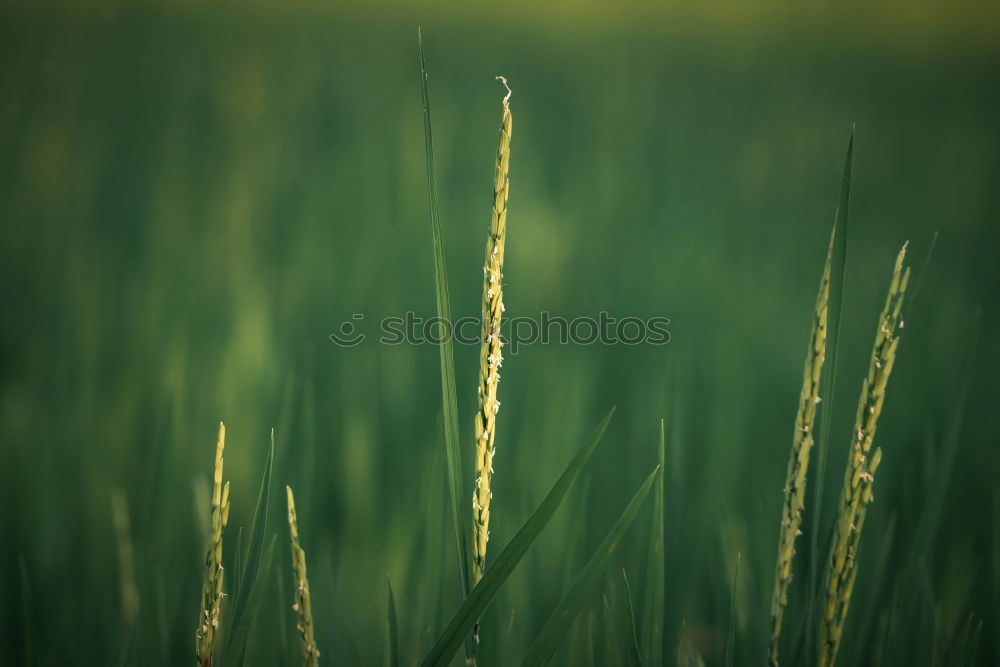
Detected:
left=818, top=243, right=910, bottom=667
left=195, top=422, right=231, bottom=667
left=286, top=485, right=319, bottom=666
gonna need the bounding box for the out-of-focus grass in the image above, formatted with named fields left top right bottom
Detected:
left=0, top=5, right=997, bottom=665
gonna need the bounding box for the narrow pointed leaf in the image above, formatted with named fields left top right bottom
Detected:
left=225, top=429, right=276, bottom=658
left=521, top=466, right=659, bottom=667
left=623, top=570, right=643, bottom=667
left=804, top=126, right=853, bottom=659
left=724, top=553, right=740, bottom=667
left=419, top=408, right=617, bottom=667
left=418, top=27, right=470, bottom=605
left=641, top=419, right=665, bottom=665
left=386, top=578, right=400, bottom=667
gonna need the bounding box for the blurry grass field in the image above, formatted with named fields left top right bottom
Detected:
left=1, top=4, right=998, bottom=665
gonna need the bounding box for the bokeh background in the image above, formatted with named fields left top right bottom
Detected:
left=1, top=1, right=998, bottom=664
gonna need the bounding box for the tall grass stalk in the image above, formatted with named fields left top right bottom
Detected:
left=472, top=77, right=513, bottom=591
left=769, top=225, right=835, bottom=665
left=818, top=243, right=910, bottom=667
left=286, top=486, right=319, bottom=666
left=196, top=422, right=231, bottom=667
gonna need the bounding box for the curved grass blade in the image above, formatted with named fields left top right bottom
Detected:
left=641, top=419, right=665, bottom=665
left=520, top=466, right=659, bottom=667
left=724, top=553, right=740, bottom=667
left=419, top=408, right=617, bottom=667
left=386, top=578, right=400, bottom=667
left=225, top=428, right=276, bottom=659
left=910, top=308, right=979, bottom=555
left=235, top=534, right=278, bottom=666
left=418, top=27, right=470, bottom=606
left=901, top=231, right=938, bottom=329
left=622, top=570, right=643, bottom=667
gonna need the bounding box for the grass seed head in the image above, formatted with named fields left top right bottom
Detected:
left=286, top=485, right=319, bottom=666
left=818, top=243, right=910, bottom=667
left=769, top=225, right=835, bottom=666
left=196, top=422, right=231, bottom=667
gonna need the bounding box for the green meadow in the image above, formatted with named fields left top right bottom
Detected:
left=1, top=3, right=997, bottom=665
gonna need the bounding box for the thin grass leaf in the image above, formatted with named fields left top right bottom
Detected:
left=622, top=570, right=643, bottom=667
left=18, top=553, right=32, bottom=667
left=236, top=534, right=278, bottom=666
left=419, top=408, right=616, bottom=667
left=225, top=429, right=276, bottom=659
left=993, top=488, right=1000, bottom=662
left=276, top=566, right=288, bottom=662
left=416, top=430, right=446, bottom=658
left=911, top=308, right=979, bottom=556
left=850, top=512, right=898, bottom=664
left=901, top=231, right=938, bottom=329
left=386, top=578, right=400, bottom=667
left=232, top=526, right=245, bottom=590
left=724, top=553, right=740, bottom=667
left=804, top=125, right=853, bottom=659
left=117, top=604, right=141, bottom=667
left=641, top=420, right=665, bottom=666
left=601, top=593, right=621, bottom=667
left=417, top=27, right=471, bottom=608
left=520, top=465, right=659, bottom=667
left=954, top=614, right=982, bottom=666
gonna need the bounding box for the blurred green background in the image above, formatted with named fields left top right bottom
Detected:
left=1, top=1, right=998, bottom=664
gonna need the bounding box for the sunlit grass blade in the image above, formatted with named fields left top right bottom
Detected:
left=225, top=428, right=276, bottom=659
left=418, top=27, right=471, bottom=608
left=724, top=553, right=740, bottom=667
left=520, top=465, right=659, bottom=667
left=642, top=419, right=665, bottom=666
left=386, top=578, right=400, bottom=667
left=419, top=408, right=616, bottom=667
left=805, top=125, right=853, bottom=658
left=622, top=570, right=643, bottom=667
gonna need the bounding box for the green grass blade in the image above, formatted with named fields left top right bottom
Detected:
left=386, top=578, right=400, bottom=667
left=419, top=408, right=617, bottom=667
left=901, top=231, right=938, bottom=328
left=641, top=419, right=665, bottom=665
left=230, top=525, right=244, bottom=588
left=520, top=465, right=659, bottom=667
left=804, top=125, right=853, bottom=658
left=225, top=428, right=276, bottom=658
left=18, top=554, right=32, bottom=667
left=418, top=27, right=470, bottom=606
left=235, top=533, right=278, bottom=665
left=622, top=570, right=643, bottom=667
left=724, top=553, right=740, bottom=667
left=911, top=308, right=979, bottom=555
left=601, top=593, right=620, bottom=666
